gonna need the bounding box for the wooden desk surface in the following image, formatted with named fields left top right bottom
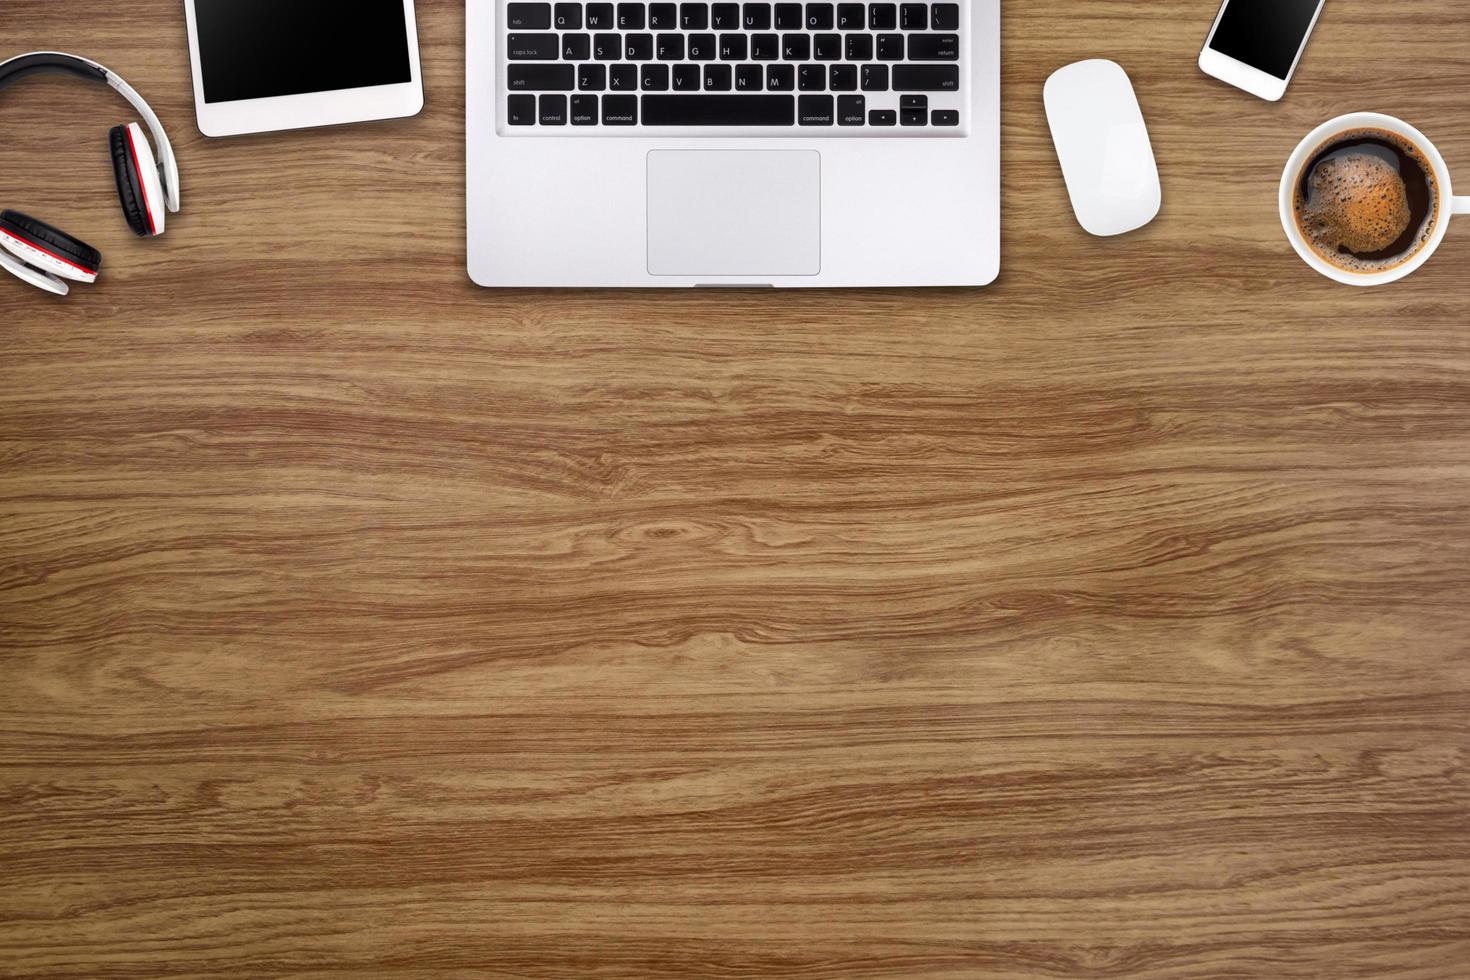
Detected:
left=4, top=1, right=1470, bottom=977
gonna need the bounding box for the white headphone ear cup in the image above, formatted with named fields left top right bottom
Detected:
left=0, top=214, right=99, bottom=284
left=127, top=123, right=167, bottom=236
left=112, top=122, right=166, bottom=236
left=0, top=246, right=70, bottom=296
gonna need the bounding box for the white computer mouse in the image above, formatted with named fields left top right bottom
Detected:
left=1044, top=59, right=1161, bottom=237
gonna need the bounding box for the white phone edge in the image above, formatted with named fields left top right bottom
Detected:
left=1197, top=0, right=1324, bottom=102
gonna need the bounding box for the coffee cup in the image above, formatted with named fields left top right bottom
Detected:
left=1280, top=112, right=1469, bottom=286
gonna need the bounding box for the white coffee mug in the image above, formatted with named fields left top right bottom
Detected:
left=1280, top=112, right=1470, bottom=286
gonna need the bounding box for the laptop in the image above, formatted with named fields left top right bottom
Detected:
left=467, top=1, right=999, bottom=287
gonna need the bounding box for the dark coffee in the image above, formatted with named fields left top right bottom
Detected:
left=1294, top=127, right=1439, bottom=274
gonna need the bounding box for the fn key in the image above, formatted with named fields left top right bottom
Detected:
left=507, top=94, right=536, bottom=125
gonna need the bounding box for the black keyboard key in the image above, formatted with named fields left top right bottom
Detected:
left=814, top=34, right=841, bottom=60
left=586, top=3, right=615, bottom=27
left=564, top=33, right=592, bottom=59
left=689, top=33, right=717, bottom=59
left=506, top=34, right=558, bottom=60
left=539, top=93, right=567, bottom=124
left=868, top=108, right=896, bottom=125
left=507, top=93, right=536, bottom=124
left=900, top=94, right=926, bottom=126
left=508, top=64, right=576, bottom=90
left=766, top=63, right=795, bottom=90
left=603, top=94, right=639, bottom=124
left=868, top=2, right=896, bottom=29
left=781, top=34, right=810, bottom=59
left=650, top=2, right=678, bottom=26
left=571, top=93, right=599, bottom=124
left=594, top=34, right=620, bottom=59
left=736, top=63, right=763, bottom=89
left=899, top=3, right=926, bottom=29
left=877, top=34, right=904, bottom=60
left=846, top=34, right=873, bottom=60
left=626, top=33, right=654, bottom=59
left=704, top=64, right=732, bottom=89
left=507, top=3, right=552, bottom=29
left=643, top=94, right=795, bottom=124
left=712, top=3, right=740, bottom=27
left=932, top=109, right=959, bottom=126
left=830, top=64, right=857, bottom=90
left=908, top=34, right=958, bottom=60
left=657, top=33, right=685, bottom=59
left=798, top=94, right=833, bottom=124
left=641, top=63, right=670, bottom=89
left=672, top=63, right=702, bottom=89
left=743, top=3, right=772, bottom=29
left=894, top=64, right=958, bottom=90
left=837, top=3, right=865, bottom=28
left=774, top=2, right=803, bottom=28
left=860, top=63, right=888, bottom=90
left=719, top=34, right=748, bottom=59
left=554, top=2, right=583, bottom=28
left=680, top=2, right=708, bottom=28
left=610, top=64, right=638, bottom=89
left=618, top=3, right=646, bottom=28
left=578, top=64, right=607, bottom=89
left=805, top=3, right=834, bottom=29
left=931, top=3, right=958, bottom=29
left=798, top=64, right=823, bottom=90
left=837, top=93, right=865, bottom=124
left=752, top=33, right=780, bottom=59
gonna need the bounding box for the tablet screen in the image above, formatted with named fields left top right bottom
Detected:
left=195, top=0, right=412, bottom=103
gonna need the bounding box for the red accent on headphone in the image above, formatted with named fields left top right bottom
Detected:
left=125, top=125, right=158, bottom=235
left=0, top=229, right=99, bottom=276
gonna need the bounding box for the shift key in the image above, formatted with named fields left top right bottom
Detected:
left=508, top=65, right=576, bottom=90
left=893, top=65, right=959, bottom=91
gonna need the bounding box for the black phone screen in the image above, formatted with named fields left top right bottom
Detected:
left=195, top=0, right=412, bottom=104
left=1208, top=0, right=1321, bottom=80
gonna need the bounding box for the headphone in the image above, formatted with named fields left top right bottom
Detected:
left=0, top=51, right=181, bottom=297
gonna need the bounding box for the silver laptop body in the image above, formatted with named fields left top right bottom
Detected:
left=467, top=0, right=999, bottom=287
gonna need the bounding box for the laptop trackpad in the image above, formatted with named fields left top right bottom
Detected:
left=647, top=150, right=821, bottom=277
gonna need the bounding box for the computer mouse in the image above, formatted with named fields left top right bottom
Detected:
left=1044, top=59, right=1161, bottom=237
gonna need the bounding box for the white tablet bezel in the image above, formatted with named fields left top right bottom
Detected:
left=184, top=0, right=424, bottom=137
left=1197, top=0, right=1323, bottom=103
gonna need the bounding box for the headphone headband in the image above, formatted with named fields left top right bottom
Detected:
left=0, top=51, right=106, bottom=87
left=0, top=51, right=180, bottom=213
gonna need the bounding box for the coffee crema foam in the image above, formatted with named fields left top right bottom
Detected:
left=1301, top=154, right=1409, bottom=254
left=1294, top=128, right=1439, bottom=274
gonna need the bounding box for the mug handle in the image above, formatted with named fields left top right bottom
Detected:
left=1456, top=196, right=1470, bottom=215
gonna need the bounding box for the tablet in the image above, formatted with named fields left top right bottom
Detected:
left=184, top=0, right=424, bottom=137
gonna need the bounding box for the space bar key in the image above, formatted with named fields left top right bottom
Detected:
left=642, top=95, right=796, bottom=126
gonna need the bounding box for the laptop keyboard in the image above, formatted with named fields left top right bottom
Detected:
left=499, top=2, right=966, bottom=132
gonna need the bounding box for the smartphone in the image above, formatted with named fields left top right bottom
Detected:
left=1198, top=0, right=1325, bottom=102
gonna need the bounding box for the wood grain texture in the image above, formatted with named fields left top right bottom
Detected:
left=3, top=1, right=1470, bottom=977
